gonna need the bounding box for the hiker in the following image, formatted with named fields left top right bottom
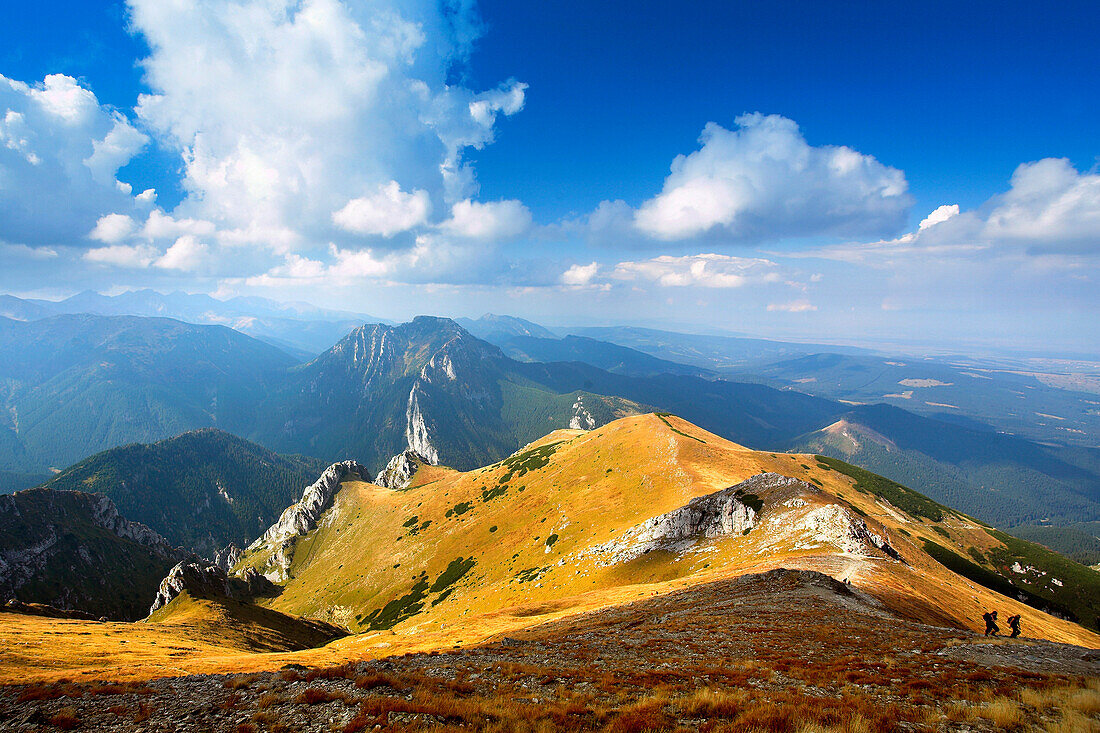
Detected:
left=982, top=610, right=1000, bottom=636
left=1008, top=614, right=1021, bottom=638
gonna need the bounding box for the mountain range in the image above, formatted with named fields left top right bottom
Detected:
left=2, top=312, right=1099, bottom=547
left=0, top=290, right=384, bottom=357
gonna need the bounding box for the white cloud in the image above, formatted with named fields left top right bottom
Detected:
left=140, top=210, right=216, bottom=240
left=155, top=235, right=209, bottom=271
left=332, top=181, right=430, bottom=237
left=767, top=299, right=817, bottom=312
left=83, top=244, right=158, bottom=268
left=122, top=0, right=526, bottom=269
left=90, top=213, right=137, bottom=243
left=0, top=242, right=57, bottom=259
left=561, top=262, right=598, bottom=286
left=611, top=253, right=782, bottom=288
left=631, top=113, right=911, bottom=241
left=0, top=74, right=147, bottom=247
left=792, top=158, right=1100, bottom=267
left=918, top=204, right=959, bottom=231
left=29, top=74, right=99, bottom=123
left=983, top=158, right=1100, bottom=249
left=440, top=198, right=531, bottom=240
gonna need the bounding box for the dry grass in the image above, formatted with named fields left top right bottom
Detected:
left=980, top=697, right=1022, bottom=728
left=676, top=687, right=745, bottom=718
left=224, top=673, right=261, bottom=689
left=256, top=692, right=282, bottom=709
left=48, top=706, right=81, bottom=730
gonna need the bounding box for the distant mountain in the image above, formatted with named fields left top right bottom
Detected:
left=24, top=289, right=374, bottom=323
left=0, top=315, right=296, bottom=471
left=790, top=404, right=1100, bottom=528
left=5, top=313, right=1099, bottom=541
left=0, top=294, right=53, bottom=321
left=740, top=352, right=1100, bottom=447
left=251, top=317, right=647, bottom=472
left=0, top=487, right=187, bottom=619
left=488, top=334, right=711, bottom=378
left=0, top=470, right=49, bottom=495
left=454, top=313, right=557, bottom=342
left=566, top=326, right=876, bottom=371
left=2, top=290, right=385, bottom=357
left=249, top=317, right=854, bottom=472
left=41, top=429, right=329, bottom=554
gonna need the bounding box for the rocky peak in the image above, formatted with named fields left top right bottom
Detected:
left=245, top=461, right=371, bottom=582
left=376, top=449, right=431, bottom=490
left=148, top=560, right=274, bottom=615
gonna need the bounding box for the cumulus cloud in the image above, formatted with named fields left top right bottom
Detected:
left=332, top=181, right=431, bottom=237
left=561, top=262, right=598, bottom=286
left=155, top=235, right=209, bottom=271
left=918, top=204, right=959, bottom=231
left=983, top=158, right=1100, bottom=249
left=439, top=198, right=531, bottom=240
left=630, top=113, right=911, bottom=242
left=611, top=253, right=782, bottom=288
left=83, top=243, right=158, bottom=268
left=794, top=158, right=1100, bottom=267
left=90, top=214, right=137, bottom=244
left=139, top=209, right=216, bottom=240
left=0, top=73, right=147, bottom=247
left=123, top=0, right=526, bottom=263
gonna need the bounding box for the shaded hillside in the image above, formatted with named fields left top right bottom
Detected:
left=0, top=315, right=296, bottom=472
left=568, top=325, right=874, bottom=370
left=42, top=429, right=329, bottom=554
left=0, top=488, right=186, bottom=619
left=792, top=404, right=1100, bottom=527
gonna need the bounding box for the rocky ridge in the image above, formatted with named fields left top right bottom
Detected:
left=148, top=560, right=274, bottom=614
left=375, top=450, right=430, bottom=490
left=245, top=461, right=371, bottom=582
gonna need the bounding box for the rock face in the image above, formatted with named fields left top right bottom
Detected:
left=568, top=397, right=597, bottom=430
left=793, top=504, right=900, bottom=559
left=405, top=382, right=441, bottom=465
left=375, top=450, right=430, bottom=490
left=590, top=474, right=774, bottom=565
left=148, top=560, right=275, bottom=614
left=211, top=543, right=244, bottom=572
left=0, top=488, right=186, bottom=620
left=246, top=461, right=371, bottom=582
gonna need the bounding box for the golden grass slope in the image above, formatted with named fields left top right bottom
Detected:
left=3, top=412, right=1098, bottom=684
left=242, top=413, right=1100, bottom=647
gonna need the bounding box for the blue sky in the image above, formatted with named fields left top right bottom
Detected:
left=0, top=0, right=1098, bottom=354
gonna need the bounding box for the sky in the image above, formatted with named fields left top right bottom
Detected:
left=0, top=0, right=1098, bottom=355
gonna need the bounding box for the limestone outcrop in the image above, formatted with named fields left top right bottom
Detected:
left=589, top=473, right=785, bottom=564
left=0, top=488, right=186, bottom=619
left=375, top=450, right=430, bottom=490
left=148, top=560, right=274, bottom=614
left=211, top=543, right=243, bottom=572
left=245, top=461, right=371, bottom=582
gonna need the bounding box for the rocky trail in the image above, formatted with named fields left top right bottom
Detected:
left=2, top=570, right=1098, bottom=732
